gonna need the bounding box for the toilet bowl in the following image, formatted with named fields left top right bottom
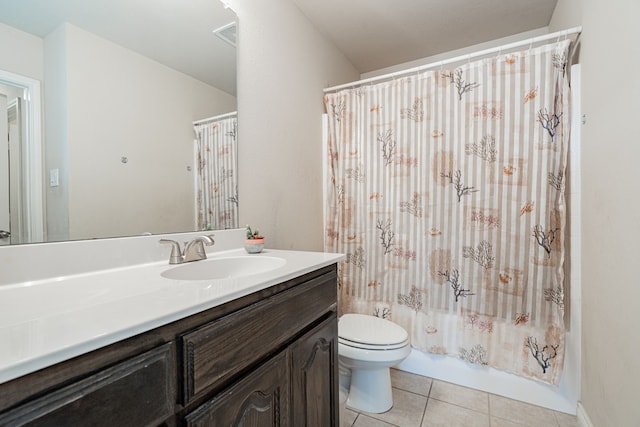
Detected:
left=338, top=313, right=411, bottom=413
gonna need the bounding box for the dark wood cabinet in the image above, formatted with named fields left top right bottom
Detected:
left=0, top=343, right=176, bottom=427
left=0, top=265, right=338, bottom=427
left=181, top=272, right=336, bottom=405
left=185, top=351, right=290, bottom=427
left=185, top=315, right=339, bottom=427
left=290, top=316, right=339, bottom=427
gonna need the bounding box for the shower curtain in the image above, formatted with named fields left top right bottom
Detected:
left=324, top=41, right=571, bottom=385
left=194, top=115, right=238, bottom=230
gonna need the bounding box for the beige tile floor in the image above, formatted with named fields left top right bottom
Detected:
left=341, top=369, right=578, bottom=427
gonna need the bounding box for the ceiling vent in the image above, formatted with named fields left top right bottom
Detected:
left=213, top=22, right=237, bottom=48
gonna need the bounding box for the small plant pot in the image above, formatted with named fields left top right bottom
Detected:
left=244, top=238, right=264, bottom=254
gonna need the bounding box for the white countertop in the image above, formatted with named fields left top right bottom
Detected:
left=0, top=248, right=343, bottom=385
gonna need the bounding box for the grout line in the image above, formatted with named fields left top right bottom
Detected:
left=420, top=380, right=433, bottom=427
left=488, top=391, right=492, bottom=418
left=490, top=415, right=531, bottom=426
left=427, top=396, right=491, bottom=416
left=391, top=385, right=430, bottom=400
left=418, top=392, right=429, bottom=427
left=385, top=373, right=575, bottom=427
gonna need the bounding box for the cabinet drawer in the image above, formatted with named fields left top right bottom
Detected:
left=0, top=343, right=175, bottom=427
left=182, top=271, right=337, bottom=403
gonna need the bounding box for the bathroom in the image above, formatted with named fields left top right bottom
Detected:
left=0, top=0, right=638, bottom=426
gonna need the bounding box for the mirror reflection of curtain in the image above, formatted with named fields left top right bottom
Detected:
left=324, top=41, right=571, bottom=385
left=194, top=114, right=238, bottom=231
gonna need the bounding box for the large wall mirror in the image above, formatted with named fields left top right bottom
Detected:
left=0, top=0, right=238, bottom=246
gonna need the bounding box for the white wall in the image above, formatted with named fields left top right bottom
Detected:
left=550, top=1, right=640, bottom=426
left=228, top=0, right=359, bottom=251
left=361, top=27, right=549, bottom=79
left=46, top=23, right=237, bottom=240
left=44, top=24, right=70, bottom=242
left=0, top=23, right=43, bottom=81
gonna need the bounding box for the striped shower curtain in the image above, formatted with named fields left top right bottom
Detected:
left=324, top=41, right=571, bottom=384
left=194, top=115, right=238, bottom=230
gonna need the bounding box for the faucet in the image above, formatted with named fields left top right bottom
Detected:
left=160, top=235, right=215, bottom=264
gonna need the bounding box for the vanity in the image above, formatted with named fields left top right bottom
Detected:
left=0, top=231, right=343, bottom=426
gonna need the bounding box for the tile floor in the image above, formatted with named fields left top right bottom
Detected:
left=341, top=369, right=577, bottom=427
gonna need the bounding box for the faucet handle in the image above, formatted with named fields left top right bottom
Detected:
left=183, top=235, right=215, bottom=262
left=160, top=239, right=184, bottom=264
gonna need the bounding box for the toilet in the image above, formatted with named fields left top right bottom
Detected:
left=338, top=313, right=411, bottom=413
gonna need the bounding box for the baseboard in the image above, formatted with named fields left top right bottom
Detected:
left=577, top=402, right=594, bottom=427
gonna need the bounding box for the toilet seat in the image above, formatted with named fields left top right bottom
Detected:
left=338, top=314, right=409, bottom=350
left=339, top=336, right=409, bottom=351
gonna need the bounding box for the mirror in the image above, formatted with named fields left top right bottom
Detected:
left=0, top=0, right=238, bottom=245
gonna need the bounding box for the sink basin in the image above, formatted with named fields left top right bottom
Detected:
left=161, top=256, right=286, bottom=281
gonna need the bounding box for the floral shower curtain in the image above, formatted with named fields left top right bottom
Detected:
left=194, top=115, right=238, bottom=230
left=324, top=41, right=571, bottom=385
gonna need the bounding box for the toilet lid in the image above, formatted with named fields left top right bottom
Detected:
left=339, top=314, right=409, bottom=347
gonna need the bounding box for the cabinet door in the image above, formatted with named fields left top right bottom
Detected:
left=0, top=343, right=175, bottom=427
left=290, top=315, right=339, bottom=427
left=185, top=350, right=290, bottom=427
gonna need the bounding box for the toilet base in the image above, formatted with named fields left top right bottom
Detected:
left=345, top=366, right=393, bottom=414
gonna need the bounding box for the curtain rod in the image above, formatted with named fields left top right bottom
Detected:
left=324, top=26, right=582, bottom=93
left=193, top=111, right=237, bottom=125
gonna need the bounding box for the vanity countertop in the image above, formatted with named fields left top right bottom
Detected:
left=0, top=248, right=344, bottom=385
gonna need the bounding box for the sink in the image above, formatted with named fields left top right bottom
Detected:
left=161, top=256, right=286, bottom=281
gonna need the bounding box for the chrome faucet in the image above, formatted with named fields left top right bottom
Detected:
left=160, top=235, right=215, bottom=264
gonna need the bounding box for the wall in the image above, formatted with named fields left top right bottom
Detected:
left=45, top=23, right=237, bottom=241
left=361, top=27, right=548, bottom=79
left=0, top=23, right=43, bottom=81
left=228, top=0, right=359, bottom=251
left=44, top=24, right=70, bottom=242
left=550, top=0, right=640, bottom=426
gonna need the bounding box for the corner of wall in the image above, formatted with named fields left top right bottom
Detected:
left=233, top=0, right=359, bottom=251
left=577, top=403, right=594, bottom=427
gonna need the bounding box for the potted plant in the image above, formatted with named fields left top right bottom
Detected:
left=244, top=225, right=264, bottom=254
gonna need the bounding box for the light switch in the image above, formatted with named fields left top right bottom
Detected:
left=50, top=168, right=59, bottom=187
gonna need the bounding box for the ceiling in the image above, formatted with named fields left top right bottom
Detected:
left=0, top=0, right=237, bottom=95
left=0, top=1, right=559, bottom=93
left=292, top=0, right=559, bottom=73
